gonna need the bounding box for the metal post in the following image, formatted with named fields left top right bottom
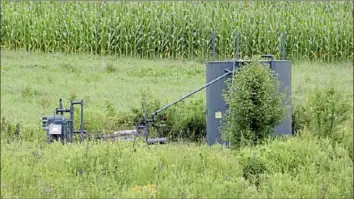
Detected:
left=236, top=31, right=239, bottom=60
left=212, top=30, right=216, bottom=61
left=70, top=101, right=74, bottom=141
left=80, top=100, right=84, bottom=133
left=59, top=98, right=63, bottom=115
left=282, top=32, right=286, bottom=60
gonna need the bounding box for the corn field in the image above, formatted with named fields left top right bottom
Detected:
left=1, top=1, right=353, bottom=61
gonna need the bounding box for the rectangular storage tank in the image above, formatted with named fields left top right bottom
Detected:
left=206, top=60, right=292, bottom=146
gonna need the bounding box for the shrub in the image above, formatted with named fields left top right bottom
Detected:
left=101, top=90, right=206, bottom=142
left=289, top=79, right=352, bottom=159
left=158, top=98, right=206, bottom=142
left=291, top=82, right=351, bottom=140
left=306, top=84, right=351, bottom=139
left=241, top=152, right=268, bottom=191
left=135, top=92, right=206, bottom=142
left=291, top=102, right=311, bottom=136
left=81, top=110, right=107, bottom=134
left=221, top=59, right=287, bottom=149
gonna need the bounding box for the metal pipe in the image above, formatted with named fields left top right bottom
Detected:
left=70, top=101, right=74, bottom=140
left=212, top=30, right=216, bottom=61
left=152, top=56, right=274, bottom=117
left=236, top=32, right=239, bottom=60
left=282, top=32, right=286, bottom=60
left=80, top=100, right=84, bottom=132
left=59, top=98, right=63, bottom=115
left=153, top=69, right=234, bottom=116
left=56, top=108, right=70, bottom=114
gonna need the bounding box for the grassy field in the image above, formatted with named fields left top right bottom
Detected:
left=1, top=49, right=353, bottom=198
left=1, top=49, right=352, bottom=126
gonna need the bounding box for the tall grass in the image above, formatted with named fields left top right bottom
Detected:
left=1, top=134, right=353, bottom=198
left=1, top=1, right=352, bottom=62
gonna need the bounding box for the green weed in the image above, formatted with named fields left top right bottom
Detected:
left=105, top=63, right=116, bottom=74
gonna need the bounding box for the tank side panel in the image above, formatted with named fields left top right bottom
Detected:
left=272, top=61, right=292, bottom=135
left=206, top=62, right=234, bottom=145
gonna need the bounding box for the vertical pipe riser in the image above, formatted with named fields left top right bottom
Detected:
left=70, top=102, right=74, bottom=141
left=212, top=31, right=216, bottom=61
left=59, top=98, right=63, bottom=115
left=236, top=32, right=239, bottom=60
left=282, top=32, right=286, bottom=60
left=80, top=100, right=84, bottom=132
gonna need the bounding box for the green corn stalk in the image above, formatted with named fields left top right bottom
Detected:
left=1, top=1, right=352, bottom=62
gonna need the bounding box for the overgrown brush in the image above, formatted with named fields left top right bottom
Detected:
left=1, top=131, right=352, bottom=198
left=306, top=84, right=351, bottom=139
left=291, top=78, right=351, bottom=135
left=156, top=98, right=206, bottom=142
left=291, top=79, right=352, bottom=157
left=1, top=116, right=22, bottom=141
left=1, top=116, right=45, bottom=143
left=1, top=1, right=352, bottom=61
left=221, top=59, right=288, bottom=149
left=103, top=90, right=206, bottom=142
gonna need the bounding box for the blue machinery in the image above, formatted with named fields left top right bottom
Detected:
left=41, top=32, right=292, bottom=145
left=42, top=99, right=87, bottom=143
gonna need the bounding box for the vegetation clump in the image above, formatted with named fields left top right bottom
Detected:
left=221, top=59, right=288, bottom=149
left=103, top=90, right=206, bottom=142
left=291, top=80, right=352, bottom=157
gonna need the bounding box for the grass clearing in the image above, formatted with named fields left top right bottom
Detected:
left=1, top=49, right=352, bottom=125
left=1, top=49, right=205, bottom=124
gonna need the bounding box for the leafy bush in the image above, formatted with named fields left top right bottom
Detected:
left=102, top=91, right=206, bottom=142
left=291, top=102, right=311, bottom=135
left=290, top=79, right=352, bottom=159
left=241, top=153, right=268, bottom=191
left=157, top=98, right=206, bottom=142
left=221, top=59, right=287, bottom=149
left=307, top=85, right=351, bottom=138
left=291, top=82, right=351, bottom=140
left=81, top=110, right=107, bottom=134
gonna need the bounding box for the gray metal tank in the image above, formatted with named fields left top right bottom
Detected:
left=271, top=60, right=292, bottom=136
left=206, top=59, right=292, bottom=146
